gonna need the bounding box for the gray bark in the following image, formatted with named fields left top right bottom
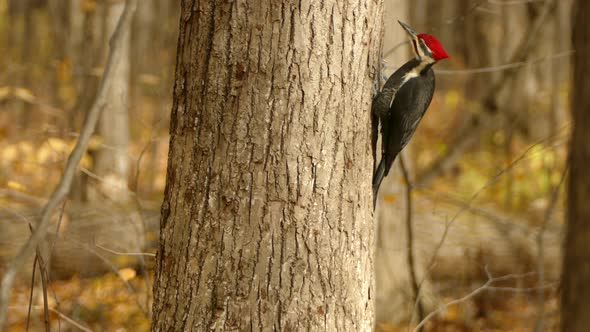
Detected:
left=92, top=1, right=131, bottom=202
left=151, top=0, right=383, bottom=330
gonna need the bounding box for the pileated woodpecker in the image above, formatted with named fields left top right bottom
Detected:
left=372, top=21, right=449, bottom=207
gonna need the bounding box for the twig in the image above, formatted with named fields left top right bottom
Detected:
left=36, top=251, right=50, bottom=332
left=412, top=268, right=534, bottom=332
left=483, top=0, right=556, bottom=113
left=487, top=0, right=545, bottom=6
left=420, top=189, right=532, bottom=235
left=383, top=41, right=409, bottom=59
left=445, top=0, right=488, bottom=25
left=9, top=306, right=93, bottom=332
left=25, top=255, right=37, bottom=332
left=131, top=134, right=161, bottom=318
left=414, top=123, right=481, bottom=188
left=79, top=167, right=137, bottom=196
left=95, top=243, right=156, bottom=257
left=412, top=131, right=565, bottom=313
left=435, top=50, right=574, bottom=75
left=62, top=236, right=148, bottom=315
left=488, top=283, right=556, bottom=292
left=0, top=0, right=138, bottom=328
left=534, top=165, right=568, bottom=332
left=399, top=155, right=424, bottom=331
left=27, top=223, right=51, bottom=332
left=49, top=201, right=67, bottom=253
left=414, top=0, right=559, bottom=187
left=0, top=189, right=46, bottom=206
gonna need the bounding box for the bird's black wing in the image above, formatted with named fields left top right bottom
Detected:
left=382, top=68, right=435, bottom=178
left=371, top=61, right=417, bottom=173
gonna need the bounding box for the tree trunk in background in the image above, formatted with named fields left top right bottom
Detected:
left=10, top=0, right=39, bottom=128
left=151, top=1, right=382, bottom=330
left=47, top=0, right=71, bottom=111
left=463, top=0, right=504, bottom=102
left=92, top=1, right=131, bottom=202
left=375, top=0, right=435, bottom=325
left=561, top=1, right=590, bottom=330
left=130, top=0, right=156, bottom=96
left=49, top=0, right=144, bottom=280
left=68, top=2, right=102, bottom=202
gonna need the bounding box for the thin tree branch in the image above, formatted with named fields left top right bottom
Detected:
left=63, top=236, right=148, bottom=314
left=534, top=165, right=568, bottom=332
left=435, top=50, right=574, bottom=75
left=487, top=0, right=545, bottom=6
left=414, top=133, right=564, bottom=312
left=420, top=189, right=531, bottom=234
left=483, top=0, right=556, bottom=113
left=95, top=243, right=156, bottom=257
left=25, top=255, right=37, bottom=332
left=399, top=155, right=424, bottom=331
left=0, top=189, right=46, bottom=206
left=27, top=222, right=51, bottom=332
left=487, top=283, right=556, bottom=292
left=413, top=269, right=534, bottom=332
left=445, top=0, right=488, bottom=25
left=414, top=123, right=482, bottom=188
left=36, top=250, right=50, bottom=332
left=0, top=0, right=138, bottom=328
left=414, top=0, right=559, bottom=187
left=10, top=306, right=93, bottom=332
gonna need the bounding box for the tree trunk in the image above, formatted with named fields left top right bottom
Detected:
left=151, top=1, right=383, bottom=330
left=375, top=0, right=435, bottom=325
left=561, top=1, right=590, bottom=330
left=92, top=0, right=131, bottom=202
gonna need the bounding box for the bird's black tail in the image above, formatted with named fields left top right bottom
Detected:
left=373, top=152, right=399, bottom=209
left=372, top=160, right=386, bottom=209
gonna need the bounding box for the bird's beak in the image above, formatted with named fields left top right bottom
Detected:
left=398, top=21, right=417, bottom=39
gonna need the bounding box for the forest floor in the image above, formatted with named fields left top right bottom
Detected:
left=5, top=271, right=559, bottom=331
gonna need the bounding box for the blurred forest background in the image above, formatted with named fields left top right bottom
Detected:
left=0, top=0, right=572, bottom=331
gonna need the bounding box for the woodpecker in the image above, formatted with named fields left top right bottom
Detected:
left=372, top=21, right=449, bottom=207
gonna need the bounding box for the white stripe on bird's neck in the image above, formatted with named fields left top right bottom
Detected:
left=401, top=57, right=434, bottom=82
left=390, top=58, right=435, bottom=108
left=402, top=37, right=435, bottom=82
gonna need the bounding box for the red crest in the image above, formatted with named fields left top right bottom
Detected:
left=418, top=34, right=449, bottom=61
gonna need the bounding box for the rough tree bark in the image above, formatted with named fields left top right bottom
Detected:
left=151, top=1, right=383, bottom=330
left=561, top=1, right=590, bottom=331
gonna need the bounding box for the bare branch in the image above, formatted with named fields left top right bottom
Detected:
left=399, top=155, right=425, bottom=331
left=25, top=255, right=37, bottom=332
left=36, top=251, right=50, bottom=332
left=420, top=189, right=531, bottom=233
left=483, top=0, right=556, bottom=113
left=414, top=132, right=565, bottom=310
left=10, top=306, right=93, bottom=332
left=487, top=0, right=545, bottom=5
left=95, top=243, right=156, bottom=257
left=0, top=189, right=46, bottom=206
left=413, top=0, right=560, bottom=187
left=413, top=269, right=534, bottom=332
left=414, top=123, right=481, bottom=188
left=435, top=50, right=574, bottom=75
left=0, top=0, right=138, bottom=328
left=445, top=0, right=488, bottom=25
left=534, top=165, right=568, bottom=332
left=63, top=236, right=149, bottom=315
